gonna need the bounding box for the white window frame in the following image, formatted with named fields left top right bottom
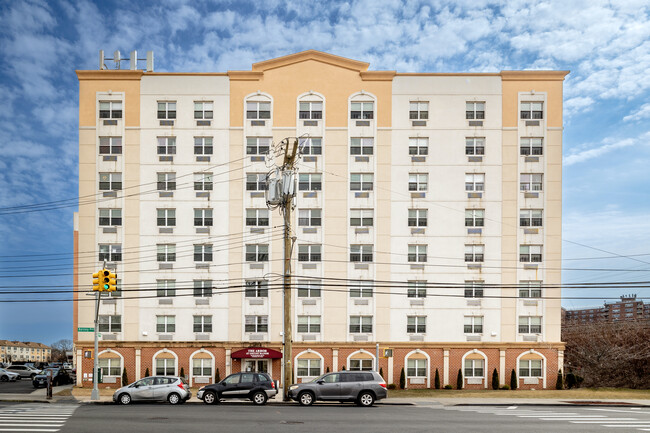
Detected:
left=465, top=173, right=485, bottom=191
left=99, top=244, right=121, bottom=262
left=409, top=137, right=428, bottom=155
left=407, top=316, right=426, bottom=334
left=464, top=359, right=485, bottom=377
left=464, top=244, right=484, bottom=262
left=99, top=101, right=122, bottom=119
left=464, top=281, right=484, bottom=298
left=246, top=173, right=268, bottom=191
left=519, top=281, right=542, bottom=298
left=157, top=280, right=175, bottom=297
left=520, top=245, right=543, bottom=262
left=464, top=316, right=483, bottom=334
left=194, top=209, right=213, bottom=227
left=98, top=315, right=121, bottom=333
left=156, top=315, right=175, bottom=333
left=298, top=209, right=321, bottom=227
left=520, top=137, right=543, bottom=156
left=157, top=101, right=176, bottom=120
left=349, top=316, right=373, bottom=334
left=520, top=173, right=543, bottom=191
left=298, top=137, right=322, bottom=155
left=98, top=208, right=122, bottom=226
left=407, top=358, right=427, bottom=377
left=194, top=173, right=213, bottom=191
left=156, top=358, right=176, bottom=375
left=350, top=209, right=373, bottom=227
left=408, top=209, right=427, bottom=227
left=298, top=173, right=322, bottom=191
left=99, top=136, right=122, bottom=154
left=193, top=315, right=213, bottom=333
left=520, top=209, right=543, bottom=227
left=297, top=280, right=321, bottom=298
left=350, top=102, right=374, bottom=120
left=246, top=101, right=271, bottom=120
left=157, top=172, right=176, bottom=191
left=350, top=280, right=373, bottom=298
left=246, top=137, right=271, bottom=155
left=298, top=244, right=321, bottom=262
left=193, top=244, right=213, bottom=262
left=99, top=172, right=122, bottom=191
left=297, top=316, right=321, bottom=333
left=350, top=137, right=374, bottom=155
left=408, top=244, right=427, bottom=262
left=246, top=209, right=269, bottom=227
left=520, top=102, right=543, bottom=120
left=157, top=208, right=175, bottom=227
left=157, top=244, right=176, bottom=262
left=407, top=281, right=427, bottom=298
left=192, top=358, right=212, bottom=376
left=518, top=316, right=542, bottom=334
left=246, top=244, right=269, bottom=262
left=193, top=279, right=212, bottom=297
left=98, top=358, right=121, bottom=376
left=409, top=101, right=429, bottom=120
left=157, top=136, right=176, bottom=155
left=245, top=280, right=268, bottom=298
left=465, top=209, right=485, bottom=227
left=519, top=359, right=543, bottom=377
left=299, top=101, right=322, bottom=120
left=350, top=173, right=374, bottom=191
left=194, top=137, right=213, bottom=155
left=465, top=102, right=485, bottom=120
left=408, top=173, right=428, bottom=191
left=297, top=358, right=321, bottom=377
left=245, top=315, right=268, bottom=333
left=465, top=137, right=485, bottom=155
left=194, top=101, right=213, bottom=120
left=350, top=244, right=373, bottom=262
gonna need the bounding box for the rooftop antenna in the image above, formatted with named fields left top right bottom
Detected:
left=99, top=50, right=154, bottom=72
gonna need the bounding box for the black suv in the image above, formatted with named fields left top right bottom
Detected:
left=32, top=368, right=73, bottom=388
left=197, top=372, right=277, bottom=405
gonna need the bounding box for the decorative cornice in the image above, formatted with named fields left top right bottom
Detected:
left=500, top=70, right=570, bottom=81
left=251, top=49, right=369, bottom=72
left=76, top=70, right=144, bottom=81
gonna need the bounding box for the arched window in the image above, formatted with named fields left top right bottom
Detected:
left=295, top=350, right=324, bottom=382
left=153, top=349, right=177, bottom=376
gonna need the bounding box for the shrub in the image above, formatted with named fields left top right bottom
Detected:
left=444, top=384, right=453, bottom=389
left=492, top=368, right=499, bottom=390
left=122, top=368, right=128, bottom=386
left=215, top=368, right=220, bottom=383
left=379, top=367, right=384, bottom=380
left=510, top=369, right=517, bottom=390
left=566, top=372, right=576, bottom=389
left=145, top=367, right=150, bottom=378
left=399, top=368, right=405, bottom=389
left=456, top=369, right=463, bottom=390
left=180, top=367, right=185, bottom=379
left=326, top=366, right=330, bottom=373
left=434, top=368, right=440, bottom=389
left=576, top=375, right=584, bottom=388
left=500, top=385, right=510, bottom=390
left=341, top=365, right=346, bottom=371
left=556, top=370, right=563, bottom=390
left=387, top=383, right=397, bottom=390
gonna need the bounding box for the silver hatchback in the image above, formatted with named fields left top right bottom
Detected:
left=113, top=376, right=191, bottom=405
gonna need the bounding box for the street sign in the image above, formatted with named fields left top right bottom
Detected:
left=78, top=327, right=94, bottom=332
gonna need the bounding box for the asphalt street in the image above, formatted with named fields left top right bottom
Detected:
left=2, top=402, right=650, bottom=433
left=0, top=379, right=37, bottom=394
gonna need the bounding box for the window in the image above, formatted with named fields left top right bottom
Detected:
left=350, top=280, right=373, bottom=298
left=350, top=244, right=373, bottom=262
left=193, top=358, right=212, bottom=376
left=246, top=244, right=269, bottom=262
left=466, top=102, right=485, bottom=120
left=520, top=102, right=543, bottom=119
left=297, top=359, right=321, bottom=377
left=350, top=316, right=373, bottom=333
left=408, top=281, right=427, bottom=298
left=298, top=173, right=322, bottom=191
left=297, top=279, right=321, bottom=298
left=465, top=173, right=485, bottom=191
left=246, top=101, right=271, bottom=119
left=298, top=209, right=321, bottom=227
left=157, top=173, right=176, bottom=191
left=350, top=102, right=374, bottom=119
left=246, top=209, right=269, bottom=227
left=350, top=173, right=373, bottom=191
left=98, top=315, right=121, bottom=333
left=407, top=358, right=427, bottom=377
left=194, top=173, right=213, bottom=191
left=157, top=137, right=176, bottom=155
left=193, top=280, right=212, bottom=297
left=193, top=244, right=213, bottom=262
left=465, top=137, right=485, bottom=155
left=99, top=173, right=122, bottom=190
left=194, top=102, right=213, bottom=119
left=408, top=173, right=428, bottom=191
left=194, top=137, right=213, bottom=155
left=350, top=359, right=373, bottom=371
left=408, top=245, right=427, bottom=262
left=297, top=316, right=321, bottom=333
left=246, top=173, right=268, bottom=191
left=298, top=137, right=322, bottom=155
left=193, top=316, right=212, bottom=333
left=519, top=316, right=542, bottom=334
left=99, top=244, right=122, bottom=262
left=98, top=358, right=121, bottom=376
left=156, top=358, right=175, bottom=376
left=99, top=137, right=122, bottom=154
left=157, top=244, right=176, bottom=262
left=350, top=209, right=373, bottom=227
left=520, top=137, right=543, bottom=156
left=464, top=281, right=484, bottom=298
left=408, top=209, right=427, bottom=227
left=298, top=244, right=321, bottom=262
left=157, top=101, right=176, bottom=119
left=520, top=173, right=543, bottom=191
left=519, top=359, right=543, bottom=377
left=520, top=245, right=542, bottom=262
left=245, top=280, right=268, bottom=297
left=464, top=316, right=483, bottom=333
left=157, top=209, right=176, bottom=227
left=407, top=316, right=426, bottom=333
left=409, top=102, right=429, bottom=120
left=299, top=102, right=322, bottom=119
left=99, top=101, right=122, bottom=120
left=99, top=209, right=122, bottom=226
left=465, top=209, right=484, bottom=227
left=194, top=209, right=213, bottom=227
left=409, top=137, right=428, bottom=155
left=156, top=315, right=175, bottom=333
left=520, top=209, right=543, bottom=227
left=246, top=137, right=271, bottom=155
left=464, top=244, right=484, bottom=262
left=157, top=280, right=175, bottom=297
left=464, top=359, right=484, bottom=377
left=245, top=315, right=268, bottom=333
left=350, top=138, right=374, bottom=155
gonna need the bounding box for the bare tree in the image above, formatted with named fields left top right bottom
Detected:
left=50, top=339, right=73, bottom=363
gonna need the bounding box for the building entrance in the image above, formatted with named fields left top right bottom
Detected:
left=244, top=359, right=269, bottom=373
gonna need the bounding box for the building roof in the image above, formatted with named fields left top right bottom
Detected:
left=0, top=340, right=51, bottom=349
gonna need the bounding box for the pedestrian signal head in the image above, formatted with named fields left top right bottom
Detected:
left=107, top=271, right=117, bottom=292
left=92, top=270, right=101, bottom=291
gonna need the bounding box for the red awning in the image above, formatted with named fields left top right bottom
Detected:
left=231, top=348, right=282, bottom=359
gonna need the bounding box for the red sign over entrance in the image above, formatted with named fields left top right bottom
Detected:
left=231, top=348, right=282, bottom=359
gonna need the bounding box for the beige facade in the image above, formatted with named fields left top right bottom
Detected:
left=74, top=51, right=567, bottom=389
left=0, top=341, right=51, bottom=363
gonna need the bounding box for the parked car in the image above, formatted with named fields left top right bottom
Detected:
left=0, top=368, right=20, bottom=382
left=32, top=368, right=72, bottom=388
left=113, top=376, right=191, bottom=405
left=197, top=372, right=277, bottom=405
left=7, top=365, right=41, bottom=380
left=288, top=371, right=387, bottom=407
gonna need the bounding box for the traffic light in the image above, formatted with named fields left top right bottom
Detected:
left=101, top=269, right=110, bottom=291
left=92, top=270, right=102, bottom=291
left=107, top=271, right=117, bottom=292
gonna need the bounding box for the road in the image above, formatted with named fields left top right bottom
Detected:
left=1, top=402, right=650, bottom=432
left=0, top=379, right=38, bottom=395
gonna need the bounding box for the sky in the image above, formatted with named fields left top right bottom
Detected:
left=0, top=0, right=649, bottom=344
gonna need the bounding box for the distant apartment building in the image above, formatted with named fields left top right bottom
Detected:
left=0, top=341, right=52, bottom=364
left=74, top=50, right=567, bottom=390
left=565, top=295, right=650, bottom=324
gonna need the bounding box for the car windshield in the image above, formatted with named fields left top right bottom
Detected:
left=42, top=368, right=58, bottom=374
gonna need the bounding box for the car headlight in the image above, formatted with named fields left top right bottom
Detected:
left=198, top=386, right=205, bottom=391
left=289, top=385, right=299, bottom=391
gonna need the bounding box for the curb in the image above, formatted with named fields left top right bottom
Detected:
left=452, top=403, right=650, bottom=408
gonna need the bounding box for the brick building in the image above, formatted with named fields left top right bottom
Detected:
left=565, top=295, right=650, bottom=324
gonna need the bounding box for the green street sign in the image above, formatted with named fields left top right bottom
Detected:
left=78, top=327, right=94, bottom=332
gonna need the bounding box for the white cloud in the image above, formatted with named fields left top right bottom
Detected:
left=563, top=131, right=650, bottom=166
left=624, top=102, right=650, bottom=123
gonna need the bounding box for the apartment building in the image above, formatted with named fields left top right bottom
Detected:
left=0, top=341, right=51, bottom=364
left=564, top=295, right=650, bottom=324
left=74, top=50, right=567, bottom=389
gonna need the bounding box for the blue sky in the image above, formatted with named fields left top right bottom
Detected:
left=1, top=0, right=649, bottom=343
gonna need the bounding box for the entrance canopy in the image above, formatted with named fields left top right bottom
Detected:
left=231, top=347, right=282, bottom=359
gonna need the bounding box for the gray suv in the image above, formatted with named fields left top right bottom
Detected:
left=288, top=371, right=387, bottom=406
left=6, top=365, right=40, bottom=379
left=113, top=376, right=191, bottom=405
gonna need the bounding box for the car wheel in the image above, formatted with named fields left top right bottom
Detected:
left=357, top=391, right=375, bottom=407
left=298, top=391, right=314, bottom=406
left=168, top=393, right=181, bottom=405
left=119, top=393, right=131, bottom=405
left=0, top=375, right=7, bottom=382
left=203, top=391, right=218, bottom=405
left=252, top=391, right=267, bottom=405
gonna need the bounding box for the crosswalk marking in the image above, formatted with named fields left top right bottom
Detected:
left=0, top=404, right=77, bottom=432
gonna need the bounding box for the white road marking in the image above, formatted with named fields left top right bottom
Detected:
left=0, top=430, right=60, bottom=432
left=602, top=425, right=650, bottom=428
left=587, top=408, right=650, bottom=415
